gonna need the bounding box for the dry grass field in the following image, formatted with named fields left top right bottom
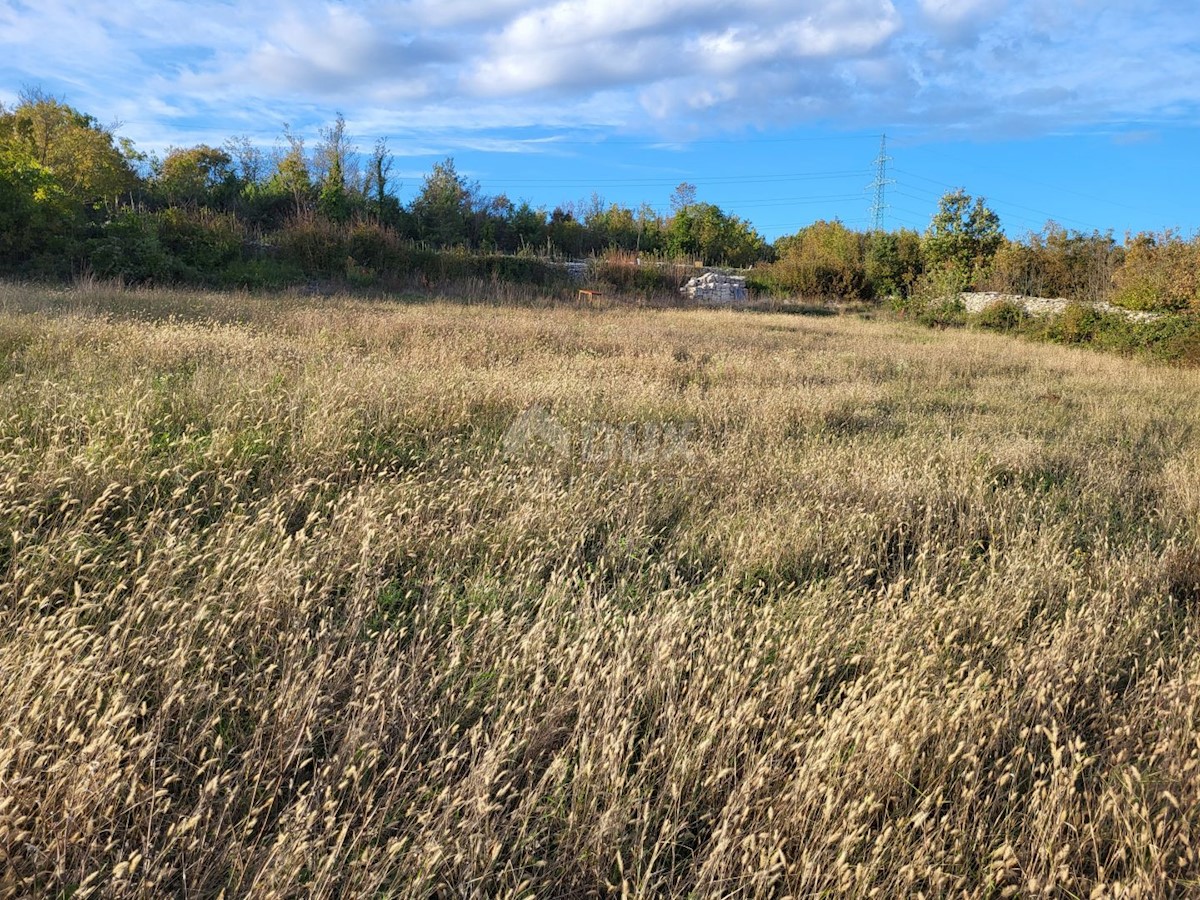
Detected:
left=3, top=283, right=1200, bottom=898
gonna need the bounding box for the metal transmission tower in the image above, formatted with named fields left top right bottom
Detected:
left=868, top=134, right=894, bottom=231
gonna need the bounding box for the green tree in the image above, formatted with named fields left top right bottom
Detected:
left=635, top=203, right=664, bottom=254
left=364, top=137, right=401, bottom=226
left=411, top=158, right=479, bottom=248
left=923, top=189, right=1003, bottom=288
left=509, top=202, right=548, bottom=253
left=547, top=206, right=584, bottom=257
left=156, top=145, right=237, bottom=209
left=0, top=88, right=137, bottom=208
left=865, top=228, right=923, bottom=298
left=0, top=145, right=78, bottom=273
left=268, top=126, right=314, bottom=218
left=314, top=113, right=355, bottom=223
left=584, top=201, right=643, bottom=252
left=666, top=202, right=768, bottom=267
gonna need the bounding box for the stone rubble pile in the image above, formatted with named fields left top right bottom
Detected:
left=961, top=292, right=1162, bottom=323
left=681, top=272, right=748, bottom=304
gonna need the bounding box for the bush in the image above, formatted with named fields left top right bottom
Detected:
left=1048, top=301, right=1102, bottom=344
left=1111, top=277, right=1169, bottom=312
left=274, top=216, right=349, bottom=276
left=592, top=253, right=691, bottom=298
left=1111, top=232, right=1200, bottom=312
left=155, top=208, right=246, bottom=279
left=756, top=221, right=869, bottom=300
left=85, top=210, right=173, bottom=283
left=973, top=299, right=1029, bottom=332
left=893, top=264, right=968, bottom=326
left=344, top=256, right=377, bottom=288
left=220, top=258, right=305, bottom=290
left=916, top=295, right=967, bottom=328
left=345, top=221, right=414, bottom=273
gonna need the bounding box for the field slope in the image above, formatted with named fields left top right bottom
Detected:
left=3, top=286, right=1200, bottom=898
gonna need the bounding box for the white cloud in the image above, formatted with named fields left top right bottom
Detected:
left=466, top=0, right=901, bottom=99
left=1, top=0, right=1198, bottom=148
left=918, top=0, right=1005, bottom=42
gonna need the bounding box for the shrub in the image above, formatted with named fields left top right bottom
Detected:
left=1111, top=232, right=1200, bottom=312
left=757, top=221, right=869, bottom=300
left=85, top=210, right=173, bottom=283
left=1050, top=301, right=1102, bottom=344
left=220, top=258, right=305, bottom=290
left=1111, top=276, right=1171, bottom=312
left=894, top=263, right=968, bottom=326
left=592, top=252, right=691, bottom=298
left=916, top=295, right=967, bottom=328
left=346, top=221, right=409, bottom=272
left=274, top=216, right=349, bottom=276
left=345, top=256, right=377, bottom=288
left=973, top=299, right=1029, bottom=332
left=155, top=208, right=246, bottom=278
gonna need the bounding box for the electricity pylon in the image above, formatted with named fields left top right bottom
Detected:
left=868, top=134, right=893, bottom=232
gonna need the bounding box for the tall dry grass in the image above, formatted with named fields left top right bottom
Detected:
left=3, top=282, right=1200, bottom=897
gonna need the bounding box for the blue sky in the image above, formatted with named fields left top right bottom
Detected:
left=2, top=0, right=1198, bottom=241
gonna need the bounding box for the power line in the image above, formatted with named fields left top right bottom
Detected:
left=892, top=168, right=1104, bottom=232
left=399, top=132, right=882, bottom=148
left=490, top=169, right=870, bottom=188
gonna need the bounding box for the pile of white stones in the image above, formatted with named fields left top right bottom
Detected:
left=962, top=291, right=1162, bottom=322
left=681, top=272, right=748, bottom=304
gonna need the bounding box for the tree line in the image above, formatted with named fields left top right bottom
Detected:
left=2, top=88, right=1198, bottom=311
left=0, top=91, right=768, bottom=285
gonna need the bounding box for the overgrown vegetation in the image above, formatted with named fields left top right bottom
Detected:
left=4, top=284, right=1200, bottom=896
left=5, top=88, right=1200, bottom=324
left=0, top=91, right=770, bottom=292
left=970, top=298, right=1200, bottom=365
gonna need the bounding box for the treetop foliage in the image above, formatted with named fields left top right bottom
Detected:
left=1, top=90, right=1198, bottom=313
left=923, top=188, right=1003, bottom=279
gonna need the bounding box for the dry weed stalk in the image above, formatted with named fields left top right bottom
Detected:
left=1, top=283, right=1200, bottom=897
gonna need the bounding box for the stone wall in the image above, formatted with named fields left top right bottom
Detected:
left=962, top=292, right=1161, bottom=322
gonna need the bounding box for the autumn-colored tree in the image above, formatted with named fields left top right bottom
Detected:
left=0, top=88, right=137, bottom=208
left=1112, top=231, right=1200, bottom=311
left=760, top=219, right=869, bottom=298
left=987, top=224, right=1119, bottom=301
left=986, top=239, right=1044, bottom=297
